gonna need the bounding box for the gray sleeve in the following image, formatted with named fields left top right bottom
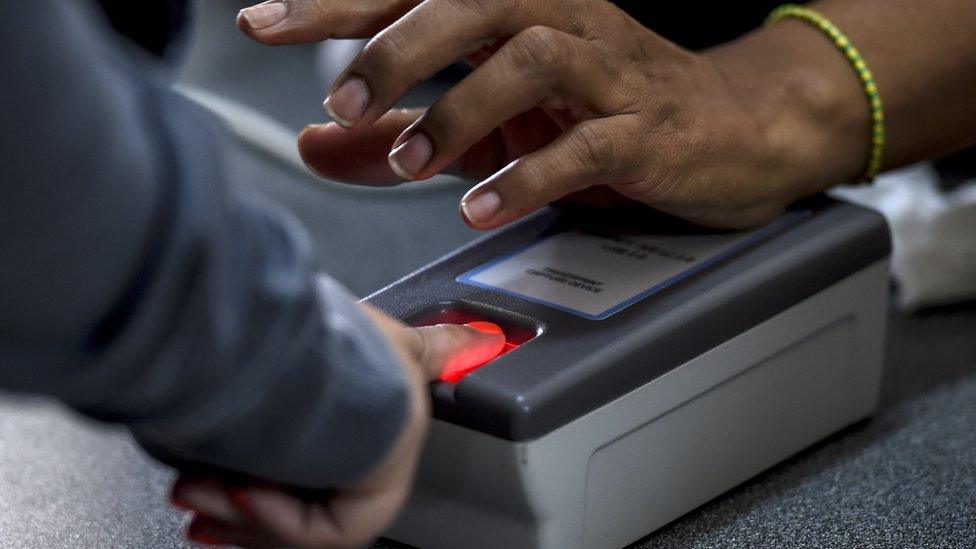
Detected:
left=0, top=0, right=408, bottom=488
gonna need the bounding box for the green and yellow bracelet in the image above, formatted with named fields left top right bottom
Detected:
left=766, top=4, right=885, bottom=182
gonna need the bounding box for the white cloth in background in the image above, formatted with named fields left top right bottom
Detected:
left=831, top=163, right=976, bottom=310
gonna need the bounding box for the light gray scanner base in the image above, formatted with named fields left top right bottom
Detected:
left=387, top=259, right=889, bottom=549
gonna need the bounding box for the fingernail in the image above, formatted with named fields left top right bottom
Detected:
left=388, top=133, right=433, bottom=180
left=324, top=78, right=369, bottom=127
left=238, top=2, right=287, bottom=30
left=461, top=190, right=502, bottom=224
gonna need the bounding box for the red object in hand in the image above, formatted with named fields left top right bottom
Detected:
left=439, top=322, right=513, bottom=382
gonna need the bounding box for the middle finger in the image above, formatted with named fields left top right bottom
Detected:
left=323, top=0, right=589, bottom=127
left=387, top=27, right=625, bottom=180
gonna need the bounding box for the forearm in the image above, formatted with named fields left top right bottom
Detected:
left=0, top=0, right=408, bottom=488
left=707, top=0, right=976, bottom=195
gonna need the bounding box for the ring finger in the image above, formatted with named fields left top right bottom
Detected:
left=323, top=0, right=593, bottom=127
left=385, top=25, right=627, bottom=181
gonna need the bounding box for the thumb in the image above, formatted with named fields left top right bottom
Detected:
left=298, top=112, right=512, bottom=186
left=410, top=324, right=507, bottom=381
left=299, top=112, right=422, bottom=186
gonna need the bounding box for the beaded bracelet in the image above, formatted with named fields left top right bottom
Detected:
left=766, top=4, right=885, bottom=182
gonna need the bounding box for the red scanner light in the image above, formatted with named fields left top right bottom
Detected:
left=439, top=322, right=517, bottom=382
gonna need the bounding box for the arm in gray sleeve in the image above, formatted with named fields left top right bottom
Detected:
left=0, top=0, right=407, bottom=488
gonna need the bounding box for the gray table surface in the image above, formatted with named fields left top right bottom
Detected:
left=1, top=294, right=973, bottom=549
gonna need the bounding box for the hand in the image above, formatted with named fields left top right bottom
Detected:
left=239, top=0, right=854, bottom=230
left=169, top=305, right=505, bottom=548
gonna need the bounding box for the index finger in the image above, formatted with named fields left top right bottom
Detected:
left=323, top=0, right=586, bottom=127
left=237, top=0, right=423, bottom=45
left=298, top=109, right=517, bottom=185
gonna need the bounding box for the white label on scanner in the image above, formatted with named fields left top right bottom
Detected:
left=457, top=213, right=806, bottom=320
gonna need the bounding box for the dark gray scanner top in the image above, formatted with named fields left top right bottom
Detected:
left=366, top=198, right=890, bottom=442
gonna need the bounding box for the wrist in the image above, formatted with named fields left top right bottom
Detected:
left=704, top=19, right=871, bottom=199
